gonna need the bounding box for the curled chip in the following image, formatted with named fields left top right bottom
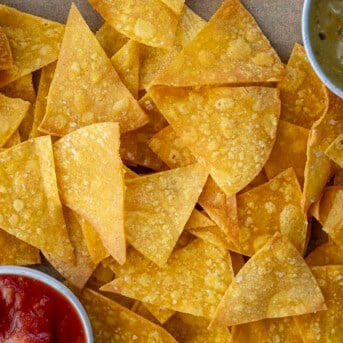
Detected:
left=53, top=123, right=126, bottom=265
left=0, top=136, right=74, bottom=264
left=79, top=288, right=177, bottom=342
left=210, top=233, right=326, bottom=328
left=0, top=28, right=12, bottom=70
left=150, top=0, right=284, bottom=87
left=294, top=266, right=343, bottom=343
left=302, top=91, right=343, bottom=212
left=101, top=239, right=234, bottom=318
left=306, top=241, right=343, bottom=266
left=150, top=86, right=280, bottom=197
left=325, top=133, right=343, bottom=168
left=39, top=4, right=148, bottom=137
left=88, top=0, right=179, bottom=49
left=278, top=43, right=329, bottom=129
left=0, top=4, right=64, bottom=87
left=265, top=120, right=309, bottom=185
left=0, top=93, right=29, bottom=147
left=125, top=163, right=208, bottom=266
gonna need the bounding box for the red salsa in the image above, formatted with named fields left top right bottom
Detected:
left=0, top=274, right=86, bottom=343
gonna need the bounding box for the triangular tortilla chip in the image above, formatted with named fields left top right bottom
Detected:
left=39, top=5, right=148, bottom=137
left=79, top=288, right=177, bottom=342
left=89, top=0, right=179, bottom=49
left=0, top=4, right=64, bottom=87
left=131, top=301, right=161, bottom=324
left=0, top=229, right=40, bottom=265
left=235, top=168, right=308, bottom=256
left=144, top=303, right=175, bottom=324
left=101, top=239, right=234, bottom=318
left=240, top=169, right=268, bottom=193
left=3, top=130, right=20, bottom=148
left=0, top=136, right=74, bottom=263
left=125, top=163, right=208, bottom=266
left=150, top=0, right=284, bottom=87
left=278, top=43, right=329, bottom=129
left=265, top=120, right=309, bottom=185
left=1, top=73, right=36, bottom=140
left=294, top=266, right=343, bottom=343
left=0, top=93, right=29, bottom=147
left=160, top=0, right=185, bottom=15
left=44, top=208, right=97, bottom=289
left=231, top=317, right=303, bottom=343
left=185, top=209, right=215, bottom=229
left=210, top=233, right=326, bottom=328
left=111, top=40, right=140, bottom=99
left=325, top=133, right=343, bottom=168
left=150, top=86, right=280, bottom=196
left=0, top=28, right=12, bottom=70
left=306, top=241, right=343, bottom=266
left=302, top=91, right=343, bottom=212
left=53, top=122, right=126, bottom=265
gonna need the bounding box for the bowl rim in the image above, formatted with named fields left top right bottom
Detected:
left=0, top=265, right=93, bottom=343
left=302, top=0, right=343, bottom=99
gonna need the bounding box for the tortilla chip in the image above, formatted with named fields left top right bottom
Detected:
left=0, top=229, right=40, bottom=265
left=1, top=73, right=36, bottom=140
left=39, top=5, right=148, bottom=137
left=87, top=263, right=114, bottom=288
left=0, top=136, right=74, bottom=263
left=131, top=301, right=160, bottom=324
left=0, top=28, right=12, bottom=70
left=44, top=208, right=97, bottom=289
left=143, top=303, right=175, bottom=324
left=0, top=93, right=29, bottom=147
left=101, top=239, right=234, bottom=318
left=278, top=43, right=329, bottom=129
left=185, top=209, right=214, bottom=229
left=150, top=86, right=280, bottom=197
left=3, top=130, right=20, bottom=148
left=0, top=4, right=64, bottom=87
left=79, top=288, right=177, bottom=342
left=150, top=0, right=284, bottom=87
left=239, top=169, right=268, bottom=193
left=160, top=0, right=185, bottom=15
left=89, top=0, right=179, bottom=49
left=235, top=168, right=308, bottom=256
left=111, top=40, right=140, bottom=99
left=265, top=120, right=309, bottom=185
left=123, top=165, right=139, bottom=179
left=306, top=241, right=343, bottom=266
left=302, top=91, right=343, bottom=212
left=140, top=6, right=206, bottom=89
left=230, top=252, right=245, bottom=275
left=231, top=317, right=303, bottom=343
left=325, top=133, right=343, bottom=168
left=95, top=22, right=128, bottom=57
left=125, top=163, right=208, bottom=266
left=164, top=313, right=232, bottom=343
left=210, top=233, right=326, bottom=328
left=53, top=122, right=126, bottom=265
left=294, top=266, right=343, bottom=343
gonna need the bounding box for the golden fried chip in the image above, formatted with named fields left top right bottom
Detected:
left=185, top=209, right=215, bottom=229
left=150, top=86, right=280, bottom=197
left=0, top=92, right=29, bottom=147
left=101, top=239, right=234, bottom=318
left=0, top=229, right=40, bottom=265
left=0, top=28, right=12, bottom=70
left=265, top=120, right=309, bottom=185
left=44, top=208, right=97, bottom=289
left=95, top=22, right=128, bottom=57
left=239, top=169, right=268, bottom=193
left=53, top=123, right=126, bottom=264
left=140, top=6, right=205, bottom=89
left=0, top=136, right=74, bottom=263
left=325, top=133, right=343, bottom=168
left=306, top=241, right=343, bottom=266
left=160, top=0, right=185, bottom=15
left=144, top=303, right=175, bottom=324
left=89, top=0, right=179, bottom=49
left=302, top=91, right=343, bottom=212
left=125, top=163, right=208, bottom=266
left=235, top=168, right=308, bottom=256
left=150, top=0, right=284, bottom=87
left=111, top=40, right=140, bottom=99
left=87, top=263, right=114, bottom=290
left=294, top=266, right=343, bottom=343
left=232, top=317, right=303, bottom=343
left=0, top=4, right=64, bottom=87
left=1, top=73, right=36, bottom=140
left=79, top=288, right=177, bottom=342
left=131, top=301, right=160, bottom=324
left=39, top=5, right=148, bottom=137
left=3, top=130, right=20, bottom=148
left=164, top=313, right=232, bottom=343
left=210, top=233, right=326, bottom=328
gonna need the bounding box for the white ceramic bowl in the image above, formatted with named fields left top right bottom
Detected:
left=0, top=266, right=93, bottom=343
left=302, top=0, right=343, bottom=99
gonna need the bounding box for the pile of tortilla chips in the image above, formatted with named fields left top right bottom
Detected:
left=0, top=0, right=342, bottom=341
